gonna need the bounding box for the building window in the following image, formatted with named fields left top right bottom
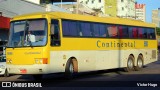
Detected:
left=122, top=7, right=124, bottom=11
left=121, top=0, right=124, bottom=2
left=99, top=0, right=101, bottom=3
left=92, top=0, right=94, bottom=3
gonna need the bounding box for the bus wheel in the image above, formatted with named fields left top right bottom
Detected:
left=33, top=75, right=42, bottom=80
left=65, top=60, right=75, bottom=79
left=124, top=55, right=135, bottom=72
left=135, top=55, right=143, bottom=71
left=4, top=69, right=9, bottom=77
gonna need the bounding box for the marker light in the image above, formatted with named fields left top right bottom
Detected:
left=35, top=58, right=48, bottom=64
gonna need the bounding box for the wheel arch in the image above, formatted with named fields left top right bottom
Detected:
left=129, top=54, right=135, bottom=66
left=138, top=53, right=144, bottom=64
left=65, top=56, right=78, bottom=73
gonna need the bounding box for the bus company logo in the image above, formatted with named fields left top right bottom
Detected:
left=7, top=52, right=13, bottom=55
left=144, top=41, right=148, bottom=47
left=2, top=82, right=11, bottom=87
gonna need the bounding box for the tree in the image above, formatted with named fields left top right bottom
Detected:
left=156, top=27, right=160, bottom=36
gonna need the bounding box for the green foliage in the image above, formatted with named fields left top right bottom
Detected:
left=156, top=27, right=160, bottom=36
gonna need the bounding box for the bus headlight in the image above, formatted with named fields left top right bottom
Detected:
left=35, top=58, right=48, bottom=64
left=39, top=59, right=43, bottom=64
left=6, top=59, right=12, bottom=64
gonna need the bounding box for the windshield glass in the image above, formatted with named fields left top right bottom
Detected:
left=8, top=19, right=47, bottom=47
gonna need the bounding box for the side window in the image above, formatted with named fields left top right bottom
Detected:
left=107, top=25, right=118, bottom=38
left=143, top=28, right=147, bottom=39
left=92, top=23, right=106, bottom=37
left=79, top=22, right=92, bottom=37
left=118, top=25, right=128, bottom=38
left=147, top=28, right=156, bottom=39
left=138, top=27, right=147, bottom=39
left=99, top=24, right=107, bottom=37
left=93, top=23, right=100, bottom=37
left=129, top=27, right=138, bottom=38
left=138, top=28, right=143, bottom=39
left=62, top=20, right=79, bottom=36
left=51, top=20, right=60, bottom=46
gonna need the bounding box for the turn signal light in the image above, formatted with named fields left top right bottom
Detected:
left=35, top=58, right=48, bottom=64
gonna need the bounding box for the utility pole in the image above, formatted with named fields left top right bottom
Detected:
left=61, top=0, right=63, bottom=8
left=76, top=0, right=79, bottom=14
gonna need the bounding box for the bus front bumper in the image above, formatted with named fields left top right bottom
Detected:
left=7, top=64, right=49, bottom=75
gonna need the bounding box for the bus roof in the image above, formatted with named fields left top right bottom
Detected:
left=12, top=12, right=156, bottom=28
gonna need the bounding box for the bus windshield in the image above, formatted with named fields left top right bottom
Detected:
left=8, top=19, right=47, bottom=48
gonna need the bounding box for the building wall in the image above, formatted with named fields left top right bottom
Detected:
left=117, top=0, right=136, bottom=19
left=135, top=4, right=146, bottom=22
left=0, top=0, right=70, bottom=18
left=79, top=0, right=105, bottom=13
left=152, top=9, right=160, bottom=27
left=0, top=0, right=46, bottom=17
left=25, top=0, right=40, bottom=4
left=104, top=0, right=117, bottom=17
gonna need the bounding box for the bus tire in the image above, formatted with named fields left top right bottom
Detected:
left=124, top=55, right=135, bottom=72
left=65, top=59, right=76, bottom=79
left=33, top=74, right=42, bottom=80
left=135, top=55, right=144, bottom=71
left=4, top=69, right=9, bottom=77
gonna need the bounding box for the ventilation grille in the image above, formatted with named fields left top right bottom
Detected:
left=152, top=50, right=156, bottom=59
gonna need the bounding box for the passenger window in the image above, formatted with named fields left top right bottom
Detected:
left=129, top=27, right=138, bottom=38
left=62, top=20, right=79, bottom=36
left=118, top=25, right=128, bottom=38
left=93, top=23, right=100, bottom=37
left=107, top=25, right=118, bottom=38
left=79, top=22, right=92, bottom=37
left=99, top=24, right=107, bottom=37
left=138, top=28, right=143, bottom=39
left=147, top=28, right=156, bottom=39
left=92, top=23, right=106, bottom=37
left=138, top=28, right=147, bottom=39
left=51, top=20, right=60, bottom=46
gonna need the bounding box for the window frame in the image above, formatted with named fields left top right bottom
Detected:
left=50, top=19, right=61, bottom=47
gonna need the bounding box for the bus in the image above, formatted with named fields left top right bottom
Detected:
left=6, top=12, right=157, bottom=79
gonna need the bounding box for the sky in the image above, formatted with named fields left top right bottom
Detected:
left=136, top=0, right=160, bottom=23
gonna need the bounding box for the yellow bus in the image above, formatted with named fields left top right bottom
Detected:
left=6, top=12, right=157, bottom=79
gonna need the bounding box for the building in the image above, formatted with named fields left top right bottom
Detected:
left=0, top=15, right=10, bottom=41
left=152, top=8, right=160, bottom=27
left=55, top=3, right=96, bottom=15
left=135, top=4, right=146, bottom=22
left=78, top=0, right=105, bottom=14
left=0, top=0, right=70, bottom=18
left=104, top=0, right=117, bottom=17
left=117, top=0, right=136, bottom=19
left=26, top=0, right=40, bottom=4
